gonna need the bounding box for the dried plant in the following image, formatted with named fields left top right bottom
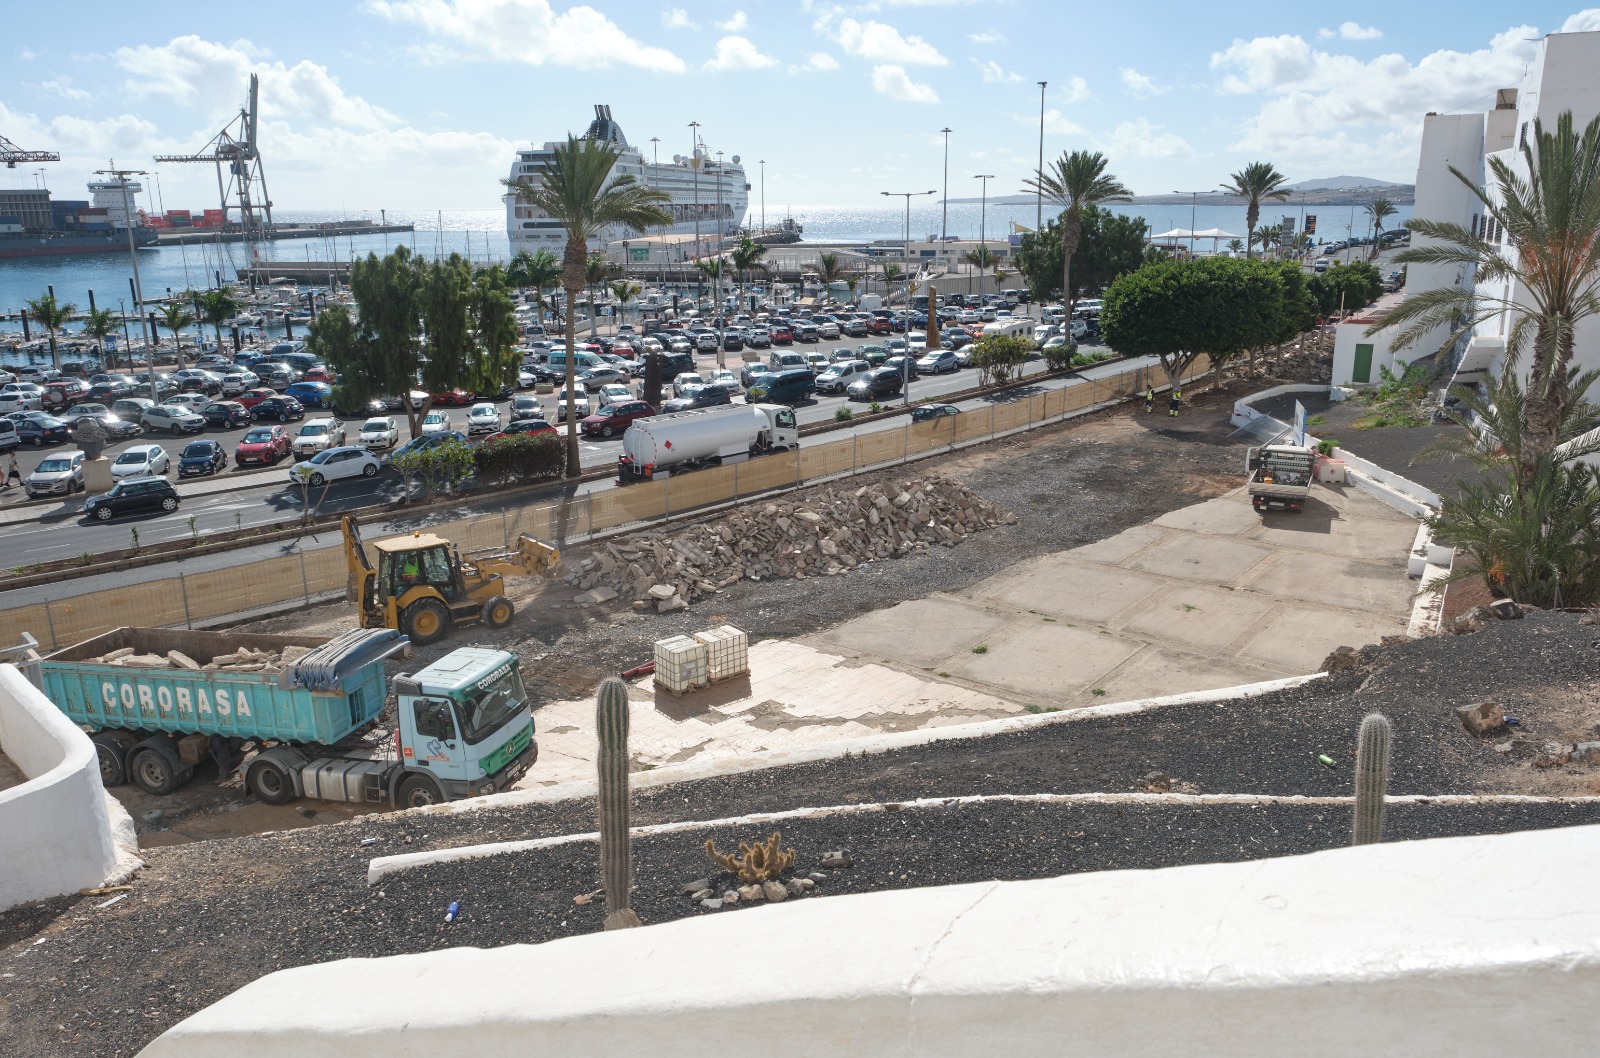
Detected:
left=706, top=831, right=795, bottom=883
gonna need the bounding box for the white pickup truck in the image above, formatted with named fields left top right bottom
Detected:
left=1246, top=444, right=1314, bottom=513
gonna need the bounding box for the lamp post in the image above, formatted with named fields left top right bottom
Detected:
left=974, top=174, right=994, bottom=298
left=99, top=164, right=156, bottom=401
left=1172, top=190, right=1220, bottom=258
left=381, top=208, right=388, bottom=255
left=939, top=127, right=952, bottom=244
left=688, top=121, right=701, bottom=282
left=881, top=189, right=935, bottom=406
left=1036, top=81, right=1048, bottom=233
left=759, top=159, right=766, bottom=233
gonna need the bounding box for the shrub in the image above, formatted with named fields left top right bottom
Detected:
left=473, top=432, right=565, bottom=487
left=969, top=334, right=1031, bottom=386
left=1316, top=438, right=1340, bottom=456
left=1043, top=339, right=1076, bottom=371
left=833, top=406, right=854, bottom=422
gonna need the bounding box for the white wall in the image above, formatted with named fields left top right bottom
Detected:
left=1330, top=292, right=1407, bottom=388
left=1407, top=112, right=1486, bottom=361
left=141, top=822, right=1600, bottom=1057
left=0, top=665, right=132, bottom=909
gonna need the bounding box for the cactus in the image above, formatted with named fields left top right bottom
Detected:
left=1352, top=712, right=1392, bottom=846
left=706, top=831, right=795, bottom=883
left=596, top=677, right=640, bottom=929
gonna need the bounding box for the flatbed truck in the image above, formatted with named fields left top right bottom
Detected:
left=1246, top=444, right=1315, bottom=512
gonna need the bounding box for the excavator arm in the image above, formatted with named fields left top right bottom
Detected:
left=342, top=515, right=378, bottom=617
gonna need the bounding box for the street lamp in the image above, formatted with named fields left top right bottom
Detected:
left=759, top=159, right=766, bottom=233
left=974, top=174, right=994, bottom=297
left=1036, top=81, right=1048, bottom=233
left=1172, top=190, right=1221, bottom=258
left=881, top=189, right=936, bottom=406
left=98, top=164, right=156, bottom=401
left=940, top=127, right=952, bottom=243
left=688, top=121, right=701, bottom=268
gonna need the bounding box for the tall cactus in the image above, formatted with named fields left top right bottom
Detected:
left=1351, top=712, right=1392, bottom=846
left=596, top=677, right=640, bottom=929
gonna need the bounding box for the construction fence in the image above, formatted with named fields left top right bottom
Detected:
left=0, top=357, right=1209, bottom=652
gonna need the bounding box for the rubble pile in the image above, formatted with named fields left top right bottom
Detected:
left=86, top=644, right=311, bottom=675
left=562, top=474, right=1016, bottom=612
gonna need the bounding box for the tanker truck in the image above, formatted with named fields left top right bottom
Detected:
left=618, top=403, right=800, bottom=482
left=23, top=626, right=537, bottom=809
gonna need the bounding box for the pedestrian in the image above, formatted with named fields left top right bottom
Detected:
left=1144, top=386, right=1155, bottom=413
left=3, top=453, right=20, bottom=491
left=1168, top=389, right=1182, bottom=418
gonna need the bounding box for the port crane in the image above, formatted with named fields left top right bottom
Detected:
left=0, top=135, right=60, bottom=168
left=153, top=73, right=273, bottom=233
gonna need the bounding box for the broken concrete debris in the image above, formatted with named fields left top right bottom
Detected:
left=86, top=645, right=304, bottom=676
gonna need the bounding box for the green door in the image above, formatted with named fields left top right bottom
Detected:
left=1352, top=343, right=1374, bottom=384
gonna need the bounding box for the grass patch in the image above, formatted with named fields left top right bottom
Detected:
left=971, top=644, right=989, bottom=654
left=1091, top=688, right=1107, bottom=697
left=1306, top=414, right=1327, bottom=426
left=1023, top=704, right=1062, bottom=714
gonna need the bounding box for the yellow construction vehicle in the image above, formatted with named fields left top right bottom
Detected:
left=342, top=515, right=560, bottom=645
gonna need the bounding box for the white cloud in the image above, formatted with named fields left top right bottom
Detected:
left=1119, top=67, right=1166, bottom=98
left=1103, top=118, right=1193, bottom=160
left=1562, top=9, right=1600, bottom=31
left=973, top=59, right=1020, bottom=83
left=661, top=7, right=696, bottom=29
left=1059, top=76, right=1090, bottom=104
left=1339, top=22, right=1383, bottom=41
left=365, top=0, right=688, bottom=74
left=18, top=48, right=38, bottom=61
left=789, top=51, right=840, bottom=72
left=968, top=30, right=1003, bottom=44
left=40, top=78, right=91, bottom=103
left=871, top=64, right=939, bottom=104
left=703, top=35, right=777, bottom=71
left=1317, top=27, right=1335, bottom=40
left=716, top=10, right=748, bottom=32
left=835, top=18, right=947, bottom=65
left=1016, top=108, right=1084, bottom=136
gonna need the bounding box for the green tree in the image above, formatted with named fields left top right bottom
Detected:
left=964, top=245, right=996, bottom=298
left=880, top=261, right=905, bottom=297
left=506, top=248, right=560, bottom=323
left=80, top=308, right=117, bottom=360
left=1365, top=198, right=1398, bottom=258
left=24, top=292, right=74, bottom=370
left=1220, top=161, right=1292, bottom=259
left=502, top=134, right=671, bottom=477
left=1013, top=206, right=1150, bottom=302
left=1021, top=151, right=1132, bottom=313
left=469, top=264, right=521, bottom=398
left=193, top=287, right=242, bottom=352
left=1310, top=261, right=1383, bottom=316
left=968, top=334, right=1031, bottom=386
left=159, top=302, right=197, bottom=367
left=609, top=279, right=641, bottom=326
left=1227, top=238, right=1244, bottom=256
left=728, top=236, right=770, bottom=312
left=310, top=246, right=427, bottom=436
left=583, top=253, right=616, bottom=337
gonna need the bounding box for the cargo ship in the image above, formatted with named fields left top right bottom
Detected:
left=0, top=178, right=159, bottom=261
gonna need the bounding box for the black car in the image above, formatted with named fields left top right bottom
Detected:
left=177, top=439, right=228, bottom=477
left=202, top=400, right=250, bottom=428
left=81, top=477, right=180, bottom=521
left=253, top=363, right=295, bottom=389
left=251, top=396, right=305, bottom=423
left=884, top=355, right=921, bottom=381
left=722, top=333, right=744, bottom=353
left=941, top=327, right=973, bottom=350
left=845, top=368, right=905, bottom=402
left=911, top=403, right=960, bottom=424
left=661, top=384, right=733, bottom=414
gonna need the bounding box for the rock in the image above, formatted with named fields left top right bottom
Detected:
left=680, top=878, right=711, bottom=895
left=101, top=646, right=135, bottom=663
left=795, top=877, right=815, bottom=892
left=575, top=586, right=618, bottom=606
left=699, top=898, right=724, bottom=910
left=807, top=871, right=828, bottom=882
left=1493, top=741, right=1515, bottom=754
left=1141, top=770, right=1171, bottom=793
left=648, top=583, right=677, bottom=600
left=1572, top=741, right=1600, bottom=764
left=738, top=884, right=764, bottom=902
left=657, top=594, right=688, bottom=613
left=1489, top=598, right=1523, bottom=620
left=690, top=888, right=715, bottom=901
left=1450, top=606, right=1492, bottom=635
left=1534, top=742, right=1573, bottom=768
left=762, top=880, right=789, bottom=903
left=786, top=878, right=807, bottom=896
left=1581, top=611, right=1599, bottom=627
left=1456, top=701, right=1505, bottom=737
left=140, top=808, right=165, bottom=829
left=722, top=890, right=739, bottom=905
left=820, top=851, right=853, bottom=869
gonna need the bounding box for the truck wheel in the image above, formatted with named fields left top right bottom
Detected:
left=482, top=595, right=514, bottom=629
left=247, top=759, right=296, bottom=806
left=93, top=733, right=129, bottom=787
left=403, top=598, right=450, bottom=645
left=397, top=774, right=443, bottom=809
left=130, top=748, right=183, bottom=795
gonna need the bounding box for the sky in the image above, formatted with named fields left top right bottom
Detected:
left=4, top=1, right=1600, bottom=215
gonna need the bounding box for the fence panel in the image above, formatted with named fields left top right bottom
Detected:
left=954, top=410, right=991, bottom=443
left=734, top=451, right=801, bottom=495
left=798, top=438, right=855, bottom=482
left=905, top=419, right=952, bottom=455
left=45, top=583, right=192, bottom=649
left=663, top=464, right=739, bottom=514
left=183, top=554, right=308, bottom=625
left=992, top=400, right=1033, bottom=433
left=589, top=482, right=667, bottom=534
left=301, top=546, right=347, bottom=595
left=855, top=428, right=906, bottom=467
left=0, top=603, right=65, bottom=652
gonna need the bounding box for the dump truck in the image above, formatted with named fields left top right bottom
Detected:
left=1246, top=444, right=1315, bottom=512
left=618, top=403, right=800, bottom=482
left=30, top=627, right=536, bottom=808
left=343, top=515, right=560, bottom=646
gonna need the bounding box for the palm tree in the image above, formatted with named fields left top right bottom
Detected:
left=1255, top=223, right=1283, bottom=259
left=881, top=261, right=905, bottom=296
left=727, top=236, right=770, bottom=313
left=23, top=293, right=74, bottom=370
left=1227, top=238, right=1245, bottom=256
left=80, top=307, right=117, bottom=363
left=194, top=287, right=242, bottom=352
left=609, top=280, right=641, bottom=327
left=1365, top=198, right=1399, bottom=259
left=1220, top=161, right=1292, bottom=259
left=964, top=245, right=996, bottom=297
left=693, top=256, right=724, bottom=304
left=502, top=134, right=671, bottom=477
left=507, top=248, right=561, bottom=324
left=1022, top=150, right=1131, bottom=310
left=159, top=303, right=196, bottom=368
left=1372, top=111, right=1600, bottom=489
left=584, top=253, right=614, bottom=337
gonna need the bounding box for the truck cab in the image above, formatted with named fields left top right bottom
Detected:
left=390, top=648, right=537, bottom=806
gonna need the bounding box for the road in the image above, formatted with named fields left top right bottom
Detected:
left=0, top=328, right=1155, bottom=575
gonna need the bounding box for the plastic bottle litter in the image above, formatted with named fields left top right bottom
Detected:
left=1505, top=717, right=1521, bottom=726
left=359, top=838, right=377, bottom=847
left=1317, top=754, right=1336, bottom=767
left=445, top=901, right=461, bottom=924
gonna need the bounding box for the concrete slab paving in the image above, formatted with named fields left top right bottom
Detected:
left=970, top=562, right=1167, bottom=623
left=945, top=620, right=1144, bottom=699
left=1236, top=550, right=1412, bottom=611
left=1234, top=605, right=1409, bottom=672
left=1119, top=584, right=1280, bottom=652
left=1127, top=532, right=1278, bottom=585
left=809, top=597, right=1009, bottom=667
left=1090, top=646, right=1283, bottom=705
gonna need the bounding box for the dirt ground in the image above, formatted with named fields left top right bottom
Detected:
left=126, top=380, right=1255, bottom=844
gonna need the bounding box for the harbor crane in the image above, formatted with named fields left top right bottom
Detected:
left=0, top=135, right=60, bottom=168
left=153, top=73, right=273, bottom=232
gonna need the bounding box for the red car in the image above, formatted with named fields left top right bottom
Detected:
left=579, top=400, right=655, bottom=438
left=302, top=365, right=335, bottom=383
left=482, top=418, right=556, bottom=444
left=866, top=316, right=893, bottom=335
left=770, top=325, right=794, bottom=345
left=236, top=387, right=279, bottom=411
left=235, top=424, right=291, bottom=465
left=429, top=388, right=476, bottom=407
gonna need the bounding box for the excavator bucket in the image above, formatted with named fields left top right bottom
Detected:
left=513, top=534, right=560, bottom=574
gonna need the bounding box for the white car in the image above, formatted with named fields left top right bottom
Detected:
left=1, top=383, right=44, bottom=410
left=420, top=410, right=452, bottom=435
left=288, top=446, right=382, bottom=486
left=466, top=402, right=502, bottom=434
left=598, top=383, right=632, bottom=406
left=672, top=373, right=705, bottom=399
left=219, top=370, right=258, bottom=396
left=358, top=416, right=399, bottom=450
left=140, top=404, right=207, bottom=434
left=162, top=393, right=212, bottom=413
left=553, top=388, right=591, bottom=421
left=292, top=418, right=347, bottom=458
left=111, top=443, right=170, bottom=479
left=517, top=368, right=538, bottom=389
left=708, top=370, right=742, bottom=395
left=815, top=361, right=872, bottom=393
left=906, top=331, right=928, bottom=354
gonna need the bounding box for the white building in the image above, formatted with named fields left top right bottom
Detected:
left=1340, top=30, right=1600, bottom=401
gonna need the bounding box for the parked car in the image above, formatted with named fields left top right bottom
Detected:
left=162, top=393, right=212, bottom=414
left=465, top=403, right=503, bottom=435
left=218, top=370, right=257, bottom=396
left=391, top=432, right=468, bottom=458
left=111, top=443, right=171, bottom=479
left=358, top=416, right=400, bottom=450
left=741, top=362, right=775, bottom=389
left=250, top=396, right=305, bottom=424
left=846, top=368, right=906, bottom=402
left=173, top=369, right=222, bottom=395
left=911, top=403, right=961, bottom=424
left=916, top=349, right=960, bottom=375
left=814, top=360, right=873, bottom=394
left=235, top=425, right=291, bottom=465
left=420, top=410, right=453, bottom=435
left=597, top=383, right=633, bottom=407
left=708, top=370, right=743, bottom=395
left=252, top=363, right=294, bottom=389
left=202, top=400, right=250, bottom=429
left=884, top=356, right=921, bottom=381
left=140, top=404, right=207, bottom=435
left=288, top=446, right=382, bottom=486
left=292, top=418, right=348, bottom=459
left=282, top=381, right=331, bottom=409
left=81, top=477, right=180, bottom=520
left=747, top=368, right=816, bottom=404
left=553, top=388, right=592, bottom=421
left=721, top=332, right=745, bottom=353
left=483, top=419, right=555, bottom=443
left=8, top=411, right=72, bottom=446
left=580, top=400, right=656, bottom=438
left=770, top=324, right=794, bottom=345
left=661, top=385, right=732, bottom=414
left=1, top=383, right=44, bottom=410
left=746, top=327, right=772, bottom=349
left=671, top=373, right=705, bottom=398
left=429, top=388, right=476, bottom=407
left=24, top=451, right=85, bottom=498
left=41, top=379, right=89, bottom=411
left=236, top=387, right=278, bottom=411
left=177, top=440, right=228, bottom=477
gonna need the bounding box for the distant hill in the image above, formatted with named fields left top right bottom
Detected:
left=1287, top=176, right=1409, bottom=192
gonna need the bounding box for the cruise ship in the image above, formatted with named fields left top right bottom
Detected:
left=503, top=105, right=749, bottom=258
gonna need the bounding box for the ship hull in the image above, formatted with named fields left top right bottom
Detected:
left=0, top=232, right=159, bottom=261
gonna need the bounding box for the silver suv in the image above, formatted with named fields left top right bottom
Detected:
left=291, top=418, right=347, bottom=459
left=25, top=451, right=85, bottom=498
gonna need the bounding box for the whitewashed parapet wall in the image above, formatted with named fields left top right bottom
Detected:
left=142, top=822, right=1600, bottom=1057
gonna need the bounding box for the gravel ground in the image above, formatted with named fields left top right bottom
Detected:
left=4, top=612, right=1598, bottom=1057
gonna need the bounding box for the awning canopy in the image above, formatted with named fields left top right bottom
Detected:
left=1149, top=227, right=1244, bottom=240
